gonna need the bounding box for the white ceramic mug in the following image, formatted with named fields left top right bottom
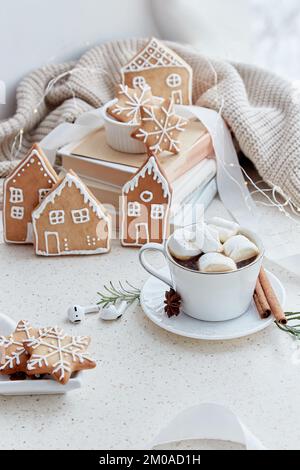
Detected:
left=139, top=228, right=264, bottom=322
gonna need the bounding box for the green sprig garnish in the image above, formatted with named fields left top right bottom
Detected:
left=275, top=312, right=300, bottom=339
left=97, top=281, right=141, bottom=308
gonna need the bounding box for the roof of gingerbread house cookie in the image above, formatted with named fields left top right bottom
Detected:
left=6, top=144, right=57, bottom=185
left=121, top=38, right=190, bottom=73
left=32, top=172, right=110, bottom=222
left=122, top=155, right=171, bottom=199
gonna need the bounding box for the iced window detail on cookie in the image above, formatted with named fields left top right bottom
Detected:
left=71, top=208, right=90, bottom=224
left=9, top=187, right=23, bottom=203
left=166, top=73, right=182, bottom=88
left=151, top=204, right=165, bottom=220
left=49, top=210, right=65, bottom=225
left=128, top=202, right=141, bottom=217
left=140, top=190, right=153, bottom=203
left=132, top=76, right=146, bottom=89
left=39, top=188, right=50, bottom=203
left=11, top=206, right=24, bottom=220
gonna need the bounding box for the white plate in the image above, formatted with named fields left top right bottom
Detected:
left=0, top=314, right=82, bottom=395
left=140, top=268, right=285, bottom=341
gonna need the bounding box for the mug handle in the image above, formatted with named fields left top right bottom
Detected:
left=139, top=243, right=173, bottom=288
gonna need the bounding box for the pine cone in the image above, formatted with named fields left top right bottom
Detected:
left=164, top=288, right=182, bottom=318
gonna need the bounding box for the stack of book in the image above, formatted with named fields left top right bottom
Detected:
left=59, top=119, right=217, bottom=230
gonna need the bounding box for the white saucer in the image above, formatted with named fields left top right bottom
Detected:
left=140, top=268, right=285, bottom=341
left=0, top=314, right=82, bottom=395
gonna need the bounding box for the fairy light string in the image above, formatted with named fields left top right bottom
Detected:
left=9, top=65, right=113, bottom=161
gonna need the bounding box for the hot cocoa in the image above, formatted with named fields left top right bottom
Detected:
left=168, top=217, right=259, bottom=273
left=172, top=252, right=257, bottom=272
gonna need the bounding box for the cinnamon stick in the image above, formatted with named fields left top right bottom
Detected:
left=253, top=293, right=269, bottom=319
left=255, top=278, right=272, bottom=318
left=259, top=267, right=287, bottom=324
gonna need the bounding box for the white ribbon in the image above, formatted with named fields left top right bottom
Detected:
left=150, top=403, right=266, bottom=450
left=177, top=106, right=258, bottom=230
left=40, top=109, right=105, bottom=165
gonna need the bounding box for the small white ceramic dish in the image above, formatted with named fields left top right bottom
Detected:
left=140, top=267, right=285, bottom=340
left=101, top=100, right=146, bottom=153
left=0, top=314, right=82, bottom=395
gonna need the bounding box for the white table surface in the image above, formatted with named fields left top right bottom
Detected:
left=0, top=194, right=300, bottom=450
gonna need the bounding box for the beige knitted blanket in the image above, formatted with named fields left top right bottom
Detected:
left=0, top=38, right=299, bottom=207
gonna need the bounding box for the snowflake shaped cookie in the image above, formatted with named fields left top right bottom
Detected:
left=131, top=99, right=187, bottom=156
left=107, top=84, right=155, bottom=124
left=0, top=320, right=37, bottom=374
left=24, top=326, right=96, bottom=384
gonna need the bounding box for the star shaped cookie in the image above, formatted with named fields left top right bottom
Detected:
left=131, top=99, right=187, bottom=156
left=24, top=326, right=96, bottom=384
left=107, top=84, right=154, bottom=124
left=0, top=320, right=37, bottom=374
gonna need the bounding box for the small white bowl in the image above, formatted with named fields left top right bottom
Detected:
left=0, top=314, right=82, bottom=395
left=101, top=99, right=146, bottom=154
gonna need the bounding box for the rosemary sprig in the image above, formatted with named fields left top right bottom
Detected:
left=97, top=281, right=141, bottom=308
left=275, top=312, right=300, bottom=339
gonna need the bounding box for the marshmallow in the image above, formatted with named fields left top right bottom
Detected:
left=200, top=225, right=223, bottom=253
left=199, top=253, right=237, bottom=273
left=223, top=235, right=259, bottom=263
left=168, top=228, right=202, bottom=260
left=208, top=217, right=240, bottom=243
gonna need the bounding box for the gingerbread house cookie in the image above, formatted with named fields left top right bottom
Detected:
left=3, top=144, right=58, bottom=244
left=32, top=171, right=111, bottom=256
left=121, top=37, right=193, bottom=105
left=121, top=155, right=172, bottom=246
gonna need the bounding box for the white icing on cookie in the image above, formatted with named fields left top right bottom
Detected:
left=0, top=320, right=35, bottom=371
left=33, top=173, right=107, bottom=221
left=133, top=100, right=187, bottom=156
left=122, top=38, right=188, bottom=72
left=110, top=84, right=152, bottom=124
left=122, top=156, right=170, bottom=199
left=25, top=326, right=94, bottom=383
